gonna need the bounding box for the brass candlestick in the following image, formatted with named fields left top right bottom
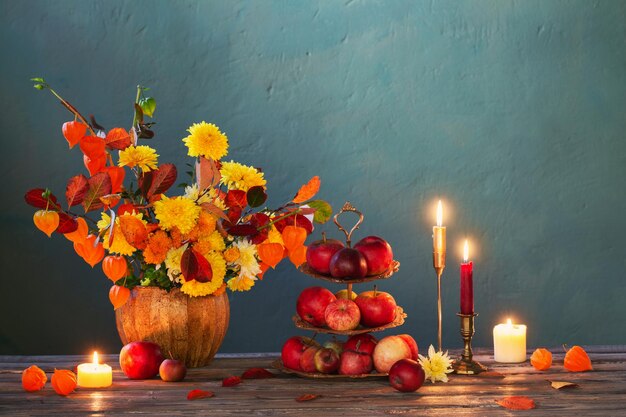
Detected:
left=452, top=313, right=487, bottom=374
left=432, top=251, right=445, bottom=352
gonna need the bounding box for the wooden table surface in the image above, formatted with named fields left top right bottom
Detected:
left=1, top=346, right=625, bottom=416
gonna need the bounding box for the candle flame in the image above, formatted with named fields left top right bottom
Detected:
left=463, top=240, right=469, bottom=262
left=506, top=318, right=512, bottom=326
left=436, top=200, right=443, bottom=227
left=93, top=351, right=99, bottom=365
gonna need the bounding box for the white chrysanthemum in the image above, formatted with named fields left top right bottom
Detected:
left=164, top=243, right=188, bottom=283
left=418, top=344, right=454, bottom=383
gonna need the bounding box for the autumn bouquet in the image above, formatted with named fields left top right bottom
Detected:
left=26, top=78, right=331, bottom=309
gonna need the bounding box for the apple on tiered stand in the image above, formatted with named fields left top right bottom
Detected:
left=276, top=202, right=415, bottom=379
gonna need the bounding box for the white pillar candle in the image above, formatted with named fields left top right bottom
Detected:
left=493, top=319, right=527, bottom=363
left=77, top=352, right=112, bottom=388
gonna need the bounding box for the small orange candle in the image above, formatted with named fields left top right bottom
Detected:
left=77, top=352, right=112, bottom=388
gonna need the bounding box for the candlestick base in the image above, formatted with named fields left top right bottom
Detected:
left=452, top=313, right=488, bottom=375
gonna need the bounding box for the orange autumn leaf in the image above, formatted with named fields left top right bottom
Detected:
left=105, top=127, right=132, bottom=150
left=282, top=225, right=307, bottom=251
left=109, top=285, right=130, bottom=310
left=496, top=396, right=536, bottom=410
left=187, top=389, right=214, bottom=400
left=118, top=215, right=148, bottom=250
left=564, top=345, right=592, bottom=372
left=288, top=245, right=307, bottom=268
left=22, top=365, right=47, bottom=392
left=292, top=176, right=320, bottom=204
left=530, top=348, right=552, bottom=371
left=549, top=380, right=578, bottom=390
left=257, top=243, right=285, bottom=269
left=102, top=255, right=128, bottom=282
left=51, top=369, right=77, bottom=396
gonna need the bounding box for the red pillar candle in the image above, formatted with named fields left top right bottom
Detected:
left=460, top=240, right=474, bottom=314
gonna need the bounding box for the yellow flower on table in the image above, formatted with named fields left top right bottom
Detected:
left=180, top=251, right=227, bottom=297
left=220, top=161, right=266, bottom=192
left=154, top=196, right=201, bottom=235
left=118, top=145, right=158, bottom=172
left=182, top=121, right=229, bottom=160
left=418, top=345, right=454, bottom=383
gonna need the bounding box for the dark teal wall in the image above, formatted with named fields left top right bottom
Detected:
left=1, top=0, right=625, bottom=355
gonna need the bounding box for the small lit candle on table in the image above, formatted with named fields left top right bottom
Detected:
left=460, top=240, right=473, bottom=315
left=77, top=352, right=112, bottom=388
left=493, top=319, right=527, bottom=363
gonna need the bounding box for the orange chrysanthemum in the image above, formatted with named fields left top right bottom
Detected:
left=196, top=211, right=217, bottom=237
left=143, top=230, right=173, bottom=265
left=223, top=247, right=240, bottom=263
left=169, top=227, right=184, bottom=249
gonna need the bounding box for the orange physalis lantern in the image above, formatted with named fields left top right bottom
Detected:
left=102, top=255, right=128, bottom=282
left=62, top=121, right=87, bottom=149
left=64, top=217, right=88, bottom=244
left=288, top=245, right=307, bottom=268
left=83, top=154, right=107, bottom=176
left=564, top=345, right=593, bottom=372
left=51, top=369, right=77, bottom=396
left=530, top=348, right=552, bottom=371
left=282, top=225, right=307, bottom=251
left=22, top=365, right=47, bottom=392
left=75, top=234, right=105, bottom=267
left=109, top=285, right=130, bottom=310
left=257, top=243, right=284, bottom=269
left=33, top=210, right=60, bottom=237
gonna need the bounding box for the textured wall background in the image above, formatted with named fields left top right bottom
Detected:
left=1, top=0, right=625, bottom=355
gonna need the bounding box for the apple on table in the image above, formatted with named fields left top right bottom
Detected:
left=120, top=341, right=165, bottom=380
left=389, top=359, right=425, bottom=392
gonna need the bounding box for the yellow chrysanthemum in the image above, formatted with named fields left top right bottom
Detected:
left=232, top=239, right=262, bottom=278
left=227, top=275, right=256, bottom=292
left=196, top=210, right=217, bottom=237
left=97, top=212, right=146, bottom=256
left=182, top=122, right=229, bottom=160
left=118, top=145, right=159, bottom=172
left=220, top=161, right=266, bottom=192
left=194, top=231, right=226, bottom=258
left=154, top=196, right=201, bottom=235
left=418, top=345, right=454, bottom=383
left=180, top=251, right=227, bottom=297
left=143, top=230, right=172, bottom=265
left=164, top=243, right=188, bottom=283
left=223, top=247, right=240, bottom=263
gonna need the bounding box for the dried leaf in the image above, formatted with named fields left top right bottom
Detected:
left=222, top=376, right=242, bottom=387
left=496, top=396, right=536, bottom=410
left=118, top=215, right=148, bottom=250
left=65, top=174, right=89, bottom=207
left=196, top=157, right=221, bottom=190
left=477, top=371, right=505, bottom=379
left=549, top=380, right=578, bottom=390
left=296, top=393, right=321, bottom=402
left=292, top=176, right=320, bottom=203
left=187, top=389, right=214, bottom=400
left=241, top=368, right=275, bottom=379
left=105, top=127, right=132, bottom=150
left=82, top=172, right=112, bottom=212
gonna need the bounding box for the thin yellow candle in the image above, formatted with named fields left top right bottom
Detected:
left=493, top=319, right=527, bottom=363
left=77, top=352, right=113, bottom=388
left=433, top=200, right=446, bottom=254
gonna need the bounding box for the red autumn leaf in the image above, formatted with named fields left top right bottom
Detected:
left=55, top=213, right=79, bottom=234
left=249, top=213, right=270, bottom=244
left=247, top=186, right=267, bottom=208
left=82, top=172, right=112, bottom=212
left=477, top=371, right=505, bottom=379
left=292, top=176, right=320, bottom=203
left=105, top=128, right=131, bottom=150
left=79, top=136, right=106, bottom=160
left=186, top=389, right=214, bottom=400
left=296, top=394, right=321, bottom=402
left=65, top=174, right=89, bottom=208
left=118, top=215, right=148, bottom=250
left=104, top=166, right=126, bottom=193
left=226, top=224, right=258, bottom=237
left=496, top=396, right=536, bottom=410
left=225, top=190, right=247, bottom=210
left=140, top=163, right=177, bottom=199
left=241, top=368, right=275, bottom=379
left=84, top=154, right=107, bottom=176
left=181, top=248, right=213, bottom=283
left=227, top=206, right=243, bottom=224
left=274, top=214, right=313, bottom=235
left=25, top=188, right=58, bottom=209
left=222, top=376, right=242, bottom=387
left=196, top=157, right=221, bottom=190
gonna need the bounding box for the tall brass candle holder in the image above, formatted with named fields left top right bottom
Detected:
left=452, top=313, right=488, bottom=374
left=432, top=248, right=445, bottom=352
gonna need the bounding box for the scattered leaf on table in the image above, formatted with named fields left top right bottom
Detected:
left=222, top=376, right=242, bottom=387
left=241, top=367, right=275, bottom=379
left=496, top=396, right=536, bottom=410
left=187, top=389, right=214, bottom=400
left=296, top=394, right=321, bottom=402
left=549, top=380, right=578, bottom=390
left=292, top=176, right=320, bottom=203
left=477, top=371, right=505, bottom=378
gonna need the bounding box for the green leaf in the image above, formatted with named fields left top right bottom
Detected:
left=247, top=186, right=267, bottom=208
left=139, top=97, right=156, bottom=117
left=307, top=200, right=332, bottom=224
left=33, top=84, right=45, bottom=90
left=30, top=77, right=45, bottom=83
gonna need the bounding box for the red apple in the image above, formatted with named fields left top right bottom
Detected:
left=355, top=288, right=397, bottom=328
left=388, top=359, right=425, bottom=392
left=398, top=334, right=419, bottom=360
left=299, top=346, right=321, bottom=373
left=296, top=287, right=337, bottom=327
left=344, top=333, right=378, bottom=355
left=329, top=248, right=367, bottom=279
left=159, top=359, right=187, bottom=382
left=306, top=233, right=344, bottom=274
left=373, top=336, right=413, bottom=373
left=324, top=299, right=361, bottom=331
left=354, top=236, right=394, bottom=275
left=281, top=336, right=319, bottom=371
left=324, top=339, right=344, bottom=356
left=314, top=348, right=340, bottom=374
left=339, top=350, right=373, bottom=375
left=119, top=341, right=165, bottom=379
